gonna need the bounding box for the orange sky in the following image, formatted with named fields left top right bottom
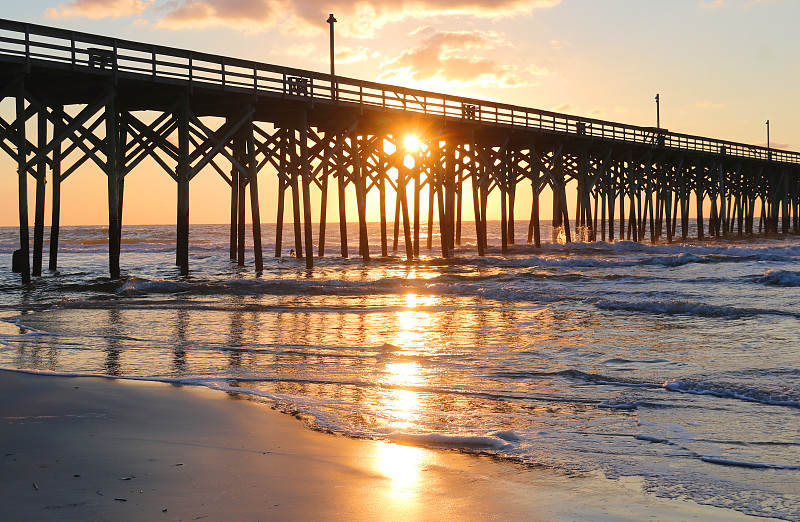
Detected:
left=1, top=0, right=797, bottom=226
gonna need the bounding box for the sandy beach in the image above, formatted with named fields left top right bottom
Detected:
left=0, top=370, right=767, bottom=521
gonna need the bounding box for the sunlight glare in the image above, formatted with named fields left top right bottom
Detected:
left=404, top=134, right=422, bottom=152
left=372, top=443, right=427, bottom=500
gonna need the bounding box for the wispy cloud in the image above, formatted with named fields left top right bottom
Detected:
left=524, top=64, right=550, bottom=76
left=45, top=0, right=561, bottom=36
left=699, top=0, right=727, bottom=8
left=746, top=0, right=784, bottom=7
left=276, top=43, right=372, bottom=65
left=378, top=27, right=527, bottom=88
left=553, top=103, right=576, bottom=113
left=695, top=100, right=724, bottom=108
left=46, top=0, right=153, bottom=19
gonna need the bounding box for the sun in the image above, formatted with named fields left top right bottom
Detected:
left=404, top=134, right=422, bottom=152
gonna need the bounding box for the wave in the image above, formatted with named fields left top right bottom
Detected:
left=587, top=297, right=755, bottom=318
left=598, top=400, right=670, bottom=410
left=116, top=276, right=409, bottom=297
left=664, top=379, right=800, bottom=408
left=699, top=456, right=800, bottom=470
left=380, top=431, right=514, bottom=450
left=757, top=270, right=800, bottom=287
left=495, top=369, right=658, bottom=388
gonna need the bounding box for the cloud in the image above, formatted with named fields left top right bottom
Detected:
left=552, top=103, right=575, bottom=113
left=281, top=43, right=316, bottom=58
left=44, top=0, right=561, bottom=36
left=335, top=46, right=372, bottom=64
left=46, top=0, right=153, bottom=19
left=524, top=64, right=550, bottom=76
left=746, top=0, right=784, bottom=6
left=378, top=27, right=527, bottom=88
left=588, top=107, right=605, bottom=117
left=755, top=141, right=789, bottom=149
left=153, top=0, right=276, bottom=32
left=695, top=100, right=724, bottom=108
left=699, top=0, right=727, bottom=8
left=288, top=0, right=562, bottom=38
left=276, top=43, right=372, bottom=64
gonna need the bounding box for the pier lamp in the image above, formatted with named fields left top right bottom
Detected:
left=327, top=13, right=337, bottom=101
left=655, top=93, right=660, bottom=129
left=766, top=119, right=770, bottom=148
left=766, top=120, right=771, bottom=160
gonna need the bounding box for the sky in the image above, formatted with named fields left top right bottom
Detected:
left=1, top=0, right=799, bottom=226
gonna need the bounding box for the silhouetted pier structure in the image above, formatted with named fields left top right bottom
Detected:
left=2, top=18, right=799, bottom=283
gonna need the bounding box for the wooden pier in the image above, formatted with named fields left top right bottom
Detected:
left=2, top=18, right=799, bottom=283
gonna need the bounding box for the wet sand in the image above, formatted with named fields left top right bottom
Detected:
left=0, top=370, right=765, bottom=521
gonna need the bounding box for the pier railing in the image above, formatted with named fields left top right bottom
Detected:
left=1, top=17, right=797, bottom=165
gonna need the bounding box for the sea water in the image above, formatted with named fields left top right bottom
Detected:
left=0, top=222, right=798, bottom=519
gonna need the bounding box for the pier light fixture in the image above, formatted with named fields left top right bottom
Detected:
left=655, top=93, right=660, bottom=130
left=766, top=119, right=770, bottom=149
left=327, top=13, right=337, bottom=100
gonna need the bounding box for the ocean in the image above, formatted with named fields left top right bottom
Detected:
left=1, top=221, right=798, bottom=519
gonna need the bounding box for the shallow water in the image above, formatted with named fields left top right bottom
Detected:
left=1, top=222, right=799, bottom=520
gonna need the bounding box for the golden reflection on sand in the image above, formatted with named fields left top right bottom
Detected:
left=371, top=442, right=428, bottom=501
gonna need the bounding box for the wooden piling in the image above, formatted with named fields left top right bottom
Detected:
left=499, top=150, right=508, bottom=254
left=15, top=77, right=31, bottom=284
left=398, top=163, right=414, bottom=261
left=471, top=136, right=485, bottom=256
left=237, top=136, right=246, bottom=266
left=427, top=163, right=435, bottom=251
left=413, top=156, right=421, bottom=258
left=319, top=133, right=330, bottom=257
left=107, top=93, right=121, bottom=279
left=379, top=149, right=388, bottom=257
left=455, top=149, right=463, bottom=247
left=353, top=134, right=370, bottom=260
left=290, top=129, right=303, bottom=258
left=48, top=105, right=63, bottom=272
left=274, top=128, right=286, bottom=258
left=299, top=111, right=314, bottom=269
left=176, top=94, right=190, bottom=275
left=337, top=143, right=348, bottom=258
left=32, top=109, right=46, bottom=277
left=392, top=190, right=400, bottom=252
left=246, top=116, right=263, bottom=273
left=230, top=129, right=239, bottom=260
left=530, top=170, right=541, bottom=248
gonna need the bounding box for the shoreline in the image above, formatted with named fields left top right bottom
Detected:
left=0, top=369, right=768, bottom=521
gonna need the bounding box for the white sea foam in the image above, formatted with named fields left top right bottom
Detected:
left=664, top=379, right=800, bottom=407
left=699, top=456, right=800, bottom=470
left=758, top=269, right=800, bottom=287
left=588, top=298, right=752, bottom=318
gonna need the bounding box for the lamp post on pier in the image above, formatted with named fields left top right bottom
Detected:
left=655, top=93, right=660, bottom=130
left=327, top=13, right=337, bottom=101
left=766, top=119, right=771, bottom=160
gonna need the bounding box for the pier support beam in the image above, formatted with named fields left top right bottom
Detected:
left=15, top=77, right=31, bottom=284
left=337, top=142, right=349, bottom=258
left=176, top=95, right=190, bottom=275
left=246, top=116, right=263, bottom=273
left=32, top=109, right=47, bottom=277
left=299, top=111, right=314, bottom=269
left=49, top=105, right=63, bottom=272
left=106, top=95, right=121, bottom=279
